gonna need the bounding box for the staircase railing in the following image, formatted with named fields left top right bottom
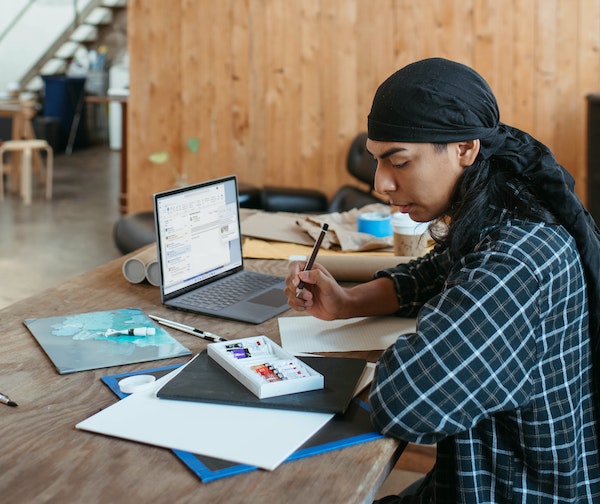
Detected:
left=19, top=0, right=106, bottom=89
left=0, top=0, right=36, bottom=46
left=0, top=0, right=106, bottom=90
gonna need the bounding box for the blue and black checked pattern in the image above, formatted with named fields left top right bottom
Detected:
left=370, top=221, right=600, bottom=503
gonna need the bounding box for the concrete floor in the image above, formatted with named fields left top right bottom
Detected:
left=0, top=144, right=122, bottom=309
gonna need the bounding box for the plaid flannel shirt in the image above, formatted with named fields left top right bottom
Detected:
left=370, top=220, right=600, bottom=503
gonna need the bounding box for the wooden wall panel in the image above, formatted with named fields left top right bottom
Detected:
left=511, top=0, right=535, bottom=133
left=579, top=0, right=600, bottom=190
left=535, top=0, right=559, bottom=156
left=127, top=0, right=600, bottom=213
left=128, top=0, right=182, bottom=211
left=556, top=0, right=580, bottom=178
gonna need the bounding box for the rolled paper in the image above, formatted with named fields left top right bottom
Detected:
left=145, top=259, right=161, bottom=286
left=122, top=244, right=158, bottom=284
left=314, top=255, right=412, bottom=282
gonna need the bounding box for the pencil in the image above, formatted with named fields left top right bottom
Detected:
left=0, top=391, right=17, bottom=407
left=295, top=223, right=329, bottom=297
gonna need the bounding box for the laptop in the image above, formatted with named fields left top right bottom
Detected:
left=154, top=175, right=289, bottom=324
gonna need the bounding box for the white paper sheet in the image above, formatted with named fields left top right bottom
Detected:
left=76, top=367, right=333, bottom=471
left=278, top=316, right=416, bottom=354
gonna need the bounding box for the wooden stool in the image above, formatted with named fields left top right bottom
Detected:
left=0, top=139, right=53, bottom=204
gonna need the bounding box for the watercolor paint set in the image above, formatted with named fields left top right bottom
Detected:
left=207, top=336, right=324, bottom=399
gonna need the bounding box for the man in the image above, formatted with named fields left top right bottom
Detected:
left=285, top=58, right=600, bottom=502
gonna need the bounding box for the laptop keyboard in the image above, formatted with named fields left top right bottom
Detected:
left=184, top=271, right=282, bottom=311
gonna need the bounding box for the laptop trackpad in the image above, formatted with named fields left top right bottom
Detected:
left=247, top=289, right=287, bottom=307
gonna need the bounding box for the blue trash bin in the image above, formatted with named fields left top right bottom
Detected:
left=42, top=75, right=89, bottom=152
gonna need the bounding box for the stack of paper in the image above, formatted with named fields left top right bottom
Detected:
left=77, top=365, right=333, bottom=471
left=96, top=364, right=383, bottom=482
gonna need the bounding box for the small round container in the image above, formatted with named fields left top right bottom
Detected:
left=118, top=374, right=156, bottom=394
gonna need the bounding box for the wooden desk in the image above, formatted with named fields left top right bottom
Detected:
left=0, top=256, right=402, bottom=504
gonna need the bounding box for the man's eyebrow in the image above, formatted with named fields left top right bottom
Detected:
left=366, top=146, right=408, bottom=159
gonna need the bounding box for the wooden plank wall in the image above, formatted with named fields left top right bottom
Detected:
left=127, top=0, right=600, bottom=213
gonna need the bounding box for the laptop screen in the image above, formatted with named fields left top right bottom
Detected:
left=154, top=176, right=242, bottom=296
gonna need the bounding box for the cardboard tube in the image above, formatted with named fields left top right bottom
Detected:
left=122, top=244, right=158, bottom=284
left=145, top=259, right=161, bottom=286
left=314, top=255, right=413, bottom=282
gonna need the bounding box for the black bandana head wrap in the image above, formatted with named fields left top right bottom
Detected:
left=368, top=58, right=500, bottom=144
left=368, top=57, right=600, bottom=384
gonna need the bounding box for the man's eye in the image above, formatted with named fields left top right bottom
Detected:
left=392, top=161, right=408, bottom=169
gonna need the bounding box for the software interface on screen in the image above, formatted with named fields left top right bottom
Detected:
left=157, top=180, right=241, bottom=295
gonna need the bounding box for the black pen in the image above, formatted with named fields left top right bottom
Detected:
left=0, top=391, right=17, bottom=407
left=148, top=315, right=228, bottom=342
left=296, top=223, right=329, bottom=297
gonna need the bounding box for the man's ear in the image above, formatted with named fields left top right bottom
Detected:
left=455, top=139, right=480, bottom=167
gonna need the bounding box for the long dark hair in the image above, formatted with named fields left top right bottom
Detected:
left=432, top=154, right=557, bottom=260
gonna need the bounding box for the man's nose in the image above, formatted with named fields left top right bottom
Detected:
left=374, top=163, right=395, bottom=194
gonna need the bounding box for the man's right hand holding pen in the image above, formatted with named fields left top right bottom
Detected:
left=285, top=220, right=402, bottom=320
left=286, top=259, right=341, bottom=319
left=285, top=259, right=400, bottom=321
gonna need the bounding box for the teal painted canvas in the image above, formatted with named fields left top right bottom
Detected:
left=24, top=308, right=191, bottom=374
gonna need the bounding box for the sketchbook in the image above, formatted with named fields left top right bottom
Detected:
left=24, top=307, right=191, bottom=374
left=157, top=350, right=366, bottom=414
left=100, top=364, right=384, bottom=482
